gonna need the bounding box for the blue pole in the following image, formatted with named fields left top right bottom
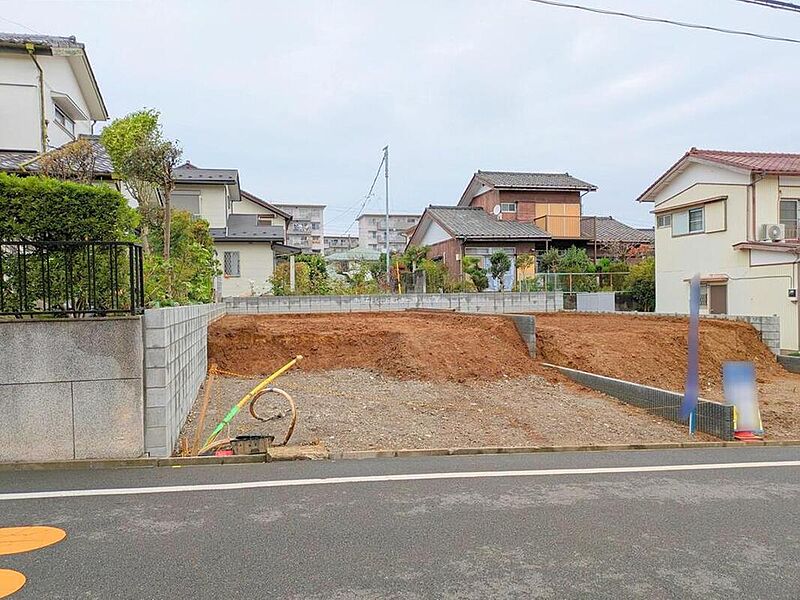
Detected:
left=680, top=274, right=701, bottom=434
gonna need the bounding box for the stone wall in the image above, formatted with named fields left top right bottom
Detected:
left=0, top=317, right=144, bottom=462
left=142, top=304, right=226, bottom=457
left=225, top=292, right=563, bottom=315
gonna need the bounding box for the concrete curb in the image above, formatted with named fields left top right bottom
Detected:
left=2, top=440, right=798, bottom=472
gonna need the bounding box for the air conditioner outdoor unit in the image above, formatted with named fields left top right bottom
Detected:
left=760, top=223, right=785, bottom=242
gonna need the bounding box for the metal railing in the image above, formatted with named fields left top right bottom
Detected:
left=0, top=241, right=144, bottom=317
left=518, top=271, right=629, bottom=292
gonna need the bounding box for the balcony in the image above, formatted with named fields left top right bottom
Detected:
left=533, top=215, right=582, bottom=238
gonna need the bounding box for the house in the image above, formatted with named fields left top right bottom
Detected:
left=325, top=246, right=382, bottom=272
left=171, top=162, right=298, bottom=297
left=458, top=170, right=597, bottom=245
left=357, top=213, right=421, bottom=253
left=273, top=203, right=325, bottom=253
left=0, top=33, right=107, bottom=154
left=638, top=147, right=800, bottom=352
left=405, top=205, right=551, bottom=290
left=324, top=234, right=359, bottom=255
left=580, top=216, right=655, bottom=260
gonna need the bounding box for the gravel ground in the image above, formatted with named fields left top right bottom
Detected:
left=179, top=369, right=707, bottom=453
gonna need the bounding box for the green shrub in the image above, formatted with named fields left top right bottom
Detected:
left=624, top=256, right=655, bottom=311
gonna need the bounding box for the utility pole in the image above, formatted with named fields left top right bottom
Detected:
left=383, top=145, right=390, bottom=282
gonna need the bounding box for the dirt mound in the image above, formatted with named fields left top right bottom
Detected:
left=535, top=313, right=784, bottom=399
left=208, top=312, right=538, bottom=382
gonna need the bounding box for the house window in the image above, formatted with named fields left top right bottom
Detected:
left=312, top=222, right=320, bottom=230
left=53, top=104, right=74, bottom=135
left=699, top=284, right=709, bottom=310
left=223, top=251, right=240, bottom=277
left=657, top=214, right=671, bottom=228
left=780, top=199, right=799, bottom=239
left=688, top=208, right=704, bottom=233
left=170, top=191, right=200, bottom=216
left=500, top=202, right=517, bottom=213
left=257, top=215, right=273, bottom=227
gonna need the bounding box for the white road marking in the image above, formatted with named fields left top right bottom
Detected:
left=2, top=460, right=799, bottom=501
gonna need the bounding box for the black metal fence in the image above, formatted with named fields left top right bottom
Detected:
left=0, top=241, right=144, bottom=317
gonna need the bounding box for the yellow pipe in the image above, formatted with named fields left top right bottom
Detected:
left=199, top=355, right=303, bottom=454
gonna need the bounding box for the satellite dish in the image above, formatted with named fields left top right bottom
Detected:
left=492, top=205, right=501, bottom=216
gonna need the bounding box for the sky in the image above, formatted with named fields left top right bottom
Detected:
left=3, top=0, right=800, bottom=233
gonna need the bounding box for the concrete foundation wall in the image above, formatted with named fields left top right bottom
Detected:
left=143, top=304, right=226, bottom=457
left=778, top=354, right=800, bottom=374
left=225, top=292, right=563, bottom=315
left=0, top=318, right=144, bottom=462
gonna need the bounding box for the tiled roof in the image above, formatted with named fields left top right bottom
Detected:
left=210, top=214, right=285, bottom=242
left=0, top=135, right=114, bottom=176
left=689, top=148, right=800, bottom=174
left=475, top=171, right=597, bottom=191
left=580, top=216, right=654, bottom=244
left=0, top=32, right=83, bottom=49
left=427, top=206, right=551, bottom=240
left=172, top=164, right=239, bottom=184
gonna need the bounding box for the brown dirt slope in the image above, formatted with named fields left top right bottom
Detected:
left=208, top=312, right=538, bottom=382
left=534, top=313, right=783, bottom=398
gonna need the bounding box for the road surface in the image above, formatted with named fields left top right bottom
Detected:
left=1, top=447, right=799, bottom=599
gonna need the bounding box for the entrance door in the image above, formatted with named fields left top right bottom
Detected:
left=709, top=284, right=727, bottom=315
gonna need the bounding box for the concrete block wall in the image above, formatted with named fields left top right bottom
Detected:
left=0, top=318, right=144, bottom=462
left=549, top=364, right=734, bottom=440
left=505, top=314, right=536, bottom=357
left=143, top=303, right=226, bottom=457
left=225, top=292, right=563, bottom=315
left=778, top=354, right=800, bottom=374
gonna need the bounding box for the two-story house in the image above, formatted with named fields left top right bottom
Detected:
left=638, top=148, right=800, bottom=352
left=171, top=162, right=297, bottom=297
left=0, top=33, right=107, bottom=155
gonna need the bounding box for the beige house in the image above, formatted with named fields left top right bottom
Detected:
left=638, top=148, right=800, bottom=352
left=171, top=163, right=297, bottom=297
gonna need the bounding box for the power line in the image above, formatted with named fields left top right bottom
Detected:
left=733, top=0, right=800, bottom=13
left=0, top=15, right=42, bottom=34
left=527, top=0, right=800, bottom=44
left=342, top=152, right=387, bottom=236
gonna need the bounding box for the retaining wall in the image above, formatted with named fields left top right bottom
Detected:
left=0, top=317, right=144, bottom=462
left=142, top=304, right=226, bottom=457
left=778, top=354, right=800, bottom=374
left=225, top=292, right=563, bottom=314
left=547, top=364, right=734, bottom=440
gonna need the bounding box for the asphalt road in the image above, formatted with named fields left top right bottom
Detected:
left=1, top=447, right=799, bottom=599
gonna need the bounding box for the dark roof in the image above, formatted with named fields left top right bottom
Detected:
left=210, top=214, right=286, bottom=243
left=580, top=216, right=654, bottom=244
left=426, top=206, right=550, bottom=240
left=172, top=164, right=239, bottom=184
left=0, top=135, right=114, bottom=177
left=0, top=32, right=83, bottom=49
left=240, top=190, right=292, bottom=220
left=475, top=170, right=597, bottom=191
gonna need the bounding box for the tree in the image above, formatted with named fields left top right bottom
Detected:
left=402, top=245, right=429, bottom=271
left=37, top=139, right=97, bottom=184
left=296, top=254, right=331, bottom=295
left=462, top=256, right=488, bottom=291
left=488, top=251, right=511, bottom=291
left=538, top=248, right=560, bottom=273
left=100, top=110, right=181, bottom=257
left=624, top=256, right=655, bottom=311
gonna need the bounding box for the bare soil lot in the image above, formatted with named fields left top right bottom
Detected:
left=180, top=369, right=709, bottom=452
left=535, top=313, right=800, bottom=438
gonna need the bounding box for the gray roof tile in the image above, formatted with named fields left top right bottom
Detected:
left=476, top=170, right=596, bottom=191
left=580, top=216, right=654, bottom=243
left=427, top=206, right=551, bottom=240
left=210, top=214, right=285, bottom=242
left=0, top=32, right=83, bottom=49
left=0, top=135, right=113, bottom=176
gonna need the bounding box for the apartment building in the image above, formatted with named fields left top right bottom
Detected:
left=357, top=213, right=421, bottom=253
left=274, top=203, right=325, bottom=253
left=323, top=234, right=359, bottom=255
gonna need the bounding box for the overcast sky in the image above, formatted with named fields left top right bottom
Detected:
left=4, top=0, right=800, bottom=232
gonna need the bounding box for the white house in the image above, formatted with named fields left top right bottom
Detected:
left=171, top=163, right=298, bottom=297
left=638, top=148, right=800, bottom=352
left=0, top=32, right=107, bottom=154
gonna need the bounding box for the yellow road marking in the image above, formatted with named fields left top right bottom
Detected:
left=0, top=526, right=66, bottom=556
left=0, top=569, right=25, bottom=598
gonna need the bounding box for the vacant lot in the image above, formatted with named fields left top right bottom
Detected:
left=535, top=312, right=800, bottom=438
